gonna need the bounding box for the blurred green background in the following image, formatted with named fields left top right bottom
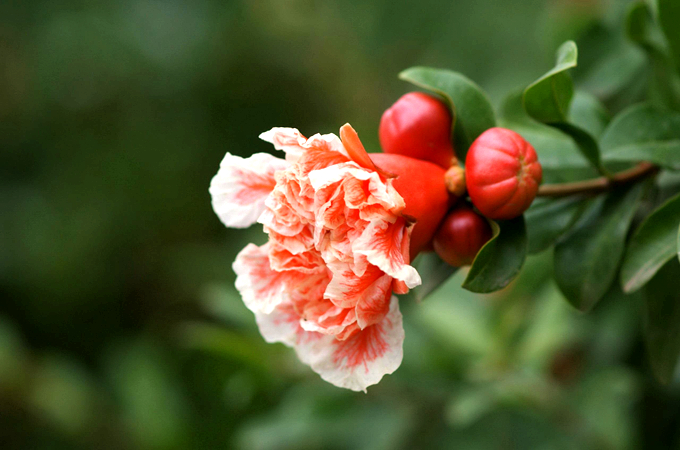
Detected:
left=1, top=0, right=679, bottom=448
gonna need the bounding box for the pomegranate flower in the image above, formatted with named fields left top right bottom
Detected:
left=210, top=124, right=450, bottom=391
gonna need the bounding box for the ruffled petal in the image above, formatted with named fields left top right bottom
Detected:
left=294, top=296, right=404, bottom=392
left=210, top=152, right=288, bottom=228
left=308, top=164, right=405, bottom=213
left=354, top=274, right=393, bottom=329
left=233, top=243, right=296, bottom=314
left=254, top=302, right=302, bottom=347
left=353, top=218, right=421, bottom=288
left=324, top=263, right=386, bottom=310
left=259, top=127, right=349, bottom=163
left=299, top=304, right=357, bottom=335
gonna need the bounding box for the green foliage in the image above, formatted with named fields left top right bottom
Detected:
left=601, top=103, right=680, bottom=169
left=524, top=40, right=607, bottom=175
left=399, top=67, right=496, bottom=161
left=462, top=217, right=527, bottom=293
left=568, top=91, right=610, bottom=138
left=525, top=197, right=586, bottom=254
left=627, top=1, right=680, bottom=110
left=523, top=41, right=577, bottom=123
left=658, top=0, right=680, bottom=75
left=621, top=192, right=680, bottom=293
left=553, top=183, right=646, bottom=312
left=643, top=259, right=680, bottom=384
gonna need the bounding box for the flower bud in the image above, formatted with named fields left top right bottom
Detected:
left=433, top=206, right=492, bottom=267
left=444, top=165, right=466, bottom=197
left=465, top=127, right=542, bottom=220
left=370, top=153, right=453, bottom=256
left=379, top=92, right=456, bottom=169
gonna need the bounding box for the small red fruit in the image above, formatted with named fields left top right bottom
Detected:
left=433, top=206, right=493, bottom=267
left=379, top=92, right=456, bottom=169
left=465, top=127, right=542, bottom=220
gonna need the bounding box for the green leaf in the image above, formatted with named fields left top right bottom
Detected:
left=678, top=224, right=680, bottom=262
left=627, top=2, right=665, bottom=52
left=621, top=193, right=680, bottom=293
left=643, top=258, right=680, bottom=384
left=399, top=67, right=496, bottom=161
left=658, top=0, right=680, bottom=75
left=551, top=122, right=607, bottom=175
left=523, top=41, right=607, bottom=175
left=523, top=41, right=577, bottom=123
left=601, top=103, right=680, bottom=169
left=554, top=183, right=645, bottom=312
left=627, top=1, right=680, bottom=110
left=408, top=252, right=458, bottom=302
left=600, top=103, right=680, bottom=149
left=568, top=91, right=610, bottom=138
left=525, top=197, right=586, bottom=254
left=603, top=140, right=680, bottom=170
left=579, top=43, right=646, bottom=100
left=462, top=216, right=527, bottom=293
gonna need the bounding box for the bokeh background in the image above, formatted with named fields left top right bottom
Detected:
left=1, top=0, right=679, bottom=448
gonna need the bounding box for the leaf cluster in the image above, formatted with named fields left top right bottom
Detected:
left=402, top=1, right=680, bottom=384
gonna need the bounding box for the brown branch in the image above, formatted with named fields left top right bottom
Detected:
left=537, top=162, right=659, bottom=197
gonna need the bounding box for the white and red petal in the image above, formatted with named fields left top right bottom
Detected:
left=233, top=243, right=297, bottom=314
left=255, top=303, right=333, bottom=368
left=299, top=303, right=357, bottom=336
left=325, top=263, right=383, bottom=308
left=210, top=152, right=288, bottom=228
left=354, top=274, right=393, bottom=329
left=308, top=164, right=405, bottom=214
left=259, top=128, right=349, bottom=163
left=269, top=246, right=326, bottom=274
left=294, top=296, right=404, bottom=392
left=305, top=133, right=349, bottom=158
left=353, top=218, right=421, bottom=289
left=259, top=128, right=308, bottom=162
left=254, top=302, right=303, bottom=347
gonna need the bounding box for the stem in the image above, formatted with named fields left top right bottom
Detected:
left=537, top=162, right=659, bottom=197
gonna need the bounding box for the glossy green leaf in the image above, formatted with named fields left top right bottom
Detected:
left=678, top=224, right=680, bottom=262
left=621, top=193, right=680, bottom=293
left=627, top=1, right=680, bottom=110
left=525, top=197, right=586, bottom=254
left=408, top=252, right=458, bottom=302
left=523, top=41, right=577, bottom=123
left=579, top=43, right=646, bottom=100
left=554, top=183, right=645, bottom=312
left=462, top=216, right=527, bottom=293
left=601, top=103, right=680, bottom=149
left=658, top=0, right=680, bottom=75
left=399, top=67, right=496, bottom=161
left=601, top=103, right=680, bottom=168
left=568, top=91, right=610, bottom=138
left=627, top=2, right=665, bottom=53
left=603, top=140, right=680, bottom=170
left=643, top=258, right=680, bottom=384
left=523, top=41, right=607, bottom=175
left=551, top=122, right=607, bottom=175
